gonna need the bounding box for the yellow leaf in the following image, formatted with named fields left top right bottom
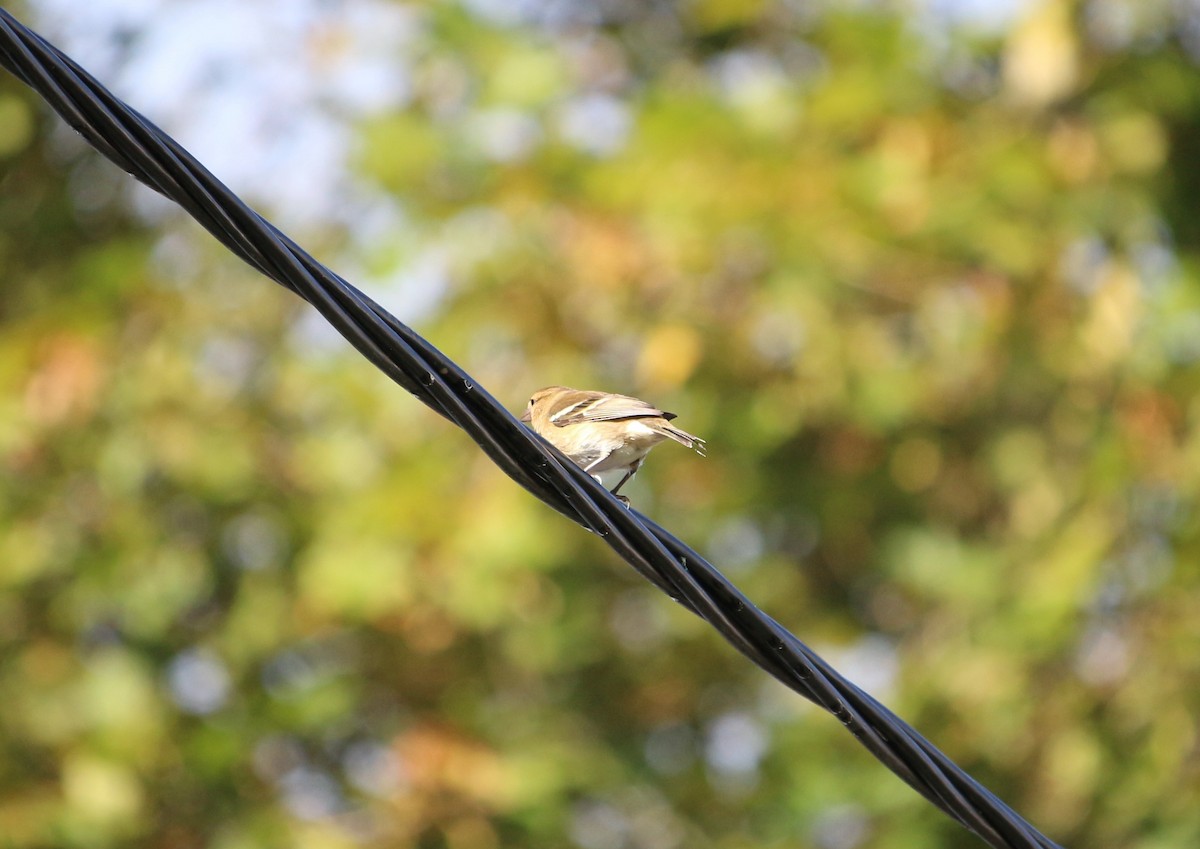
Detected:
left=636, top=324, right=702, bottom=391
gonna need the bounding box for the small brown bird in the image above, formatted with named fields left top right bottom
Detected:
left=520, top=386, right=706, bottom=500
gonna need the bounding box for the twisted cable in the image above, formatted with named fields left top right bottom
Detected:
left=0, top=9, right=1062, bottom=848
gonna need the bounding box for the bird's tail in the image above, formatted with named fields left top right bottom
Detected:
left=659, top=423, right=707, bottom=457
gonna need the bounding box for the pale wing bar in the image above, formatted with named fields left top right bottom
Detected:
left=550, top=392, right=675, bottom=427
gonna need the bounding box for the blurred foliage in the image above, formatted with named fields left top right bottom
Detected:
left=2, top=0, right=1200, bottom=847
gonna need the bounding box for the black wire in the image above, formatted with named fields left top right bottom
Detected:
left=0, top=8, right=1062, bottom=848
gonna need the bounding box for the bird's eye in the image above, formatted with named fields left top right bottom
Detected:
left=529, top=398, right=535, bottom=407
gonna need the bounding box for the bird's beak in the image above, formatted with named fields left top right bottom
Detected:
left=519, top=408, right=531, bottom=423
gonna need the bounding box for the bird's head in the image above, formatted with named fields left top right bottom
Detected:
left=520, top=386, right=569, bottom=422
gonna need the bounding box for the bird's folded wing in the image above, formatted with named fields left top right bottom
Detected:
left=548, top=391, right=675, bottom=426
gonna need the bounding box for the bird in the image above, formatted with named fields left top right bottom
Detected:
left=520, top=386, right=706, bottom=502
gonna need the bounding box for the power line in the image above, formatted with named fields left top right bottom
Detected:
left=0, top=9, right=1061, bottom=848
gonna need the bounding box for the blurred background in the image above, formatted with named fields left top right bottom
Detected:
left=1, top=0, right=1198, bottom=846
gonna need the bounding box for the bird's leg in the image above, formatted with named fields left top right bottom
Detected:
left=608, top=470, right=634, bottom=497
left=608, top=459, right=642, bottom=499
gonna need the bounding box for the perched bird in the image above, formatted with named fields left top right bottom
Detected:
left=520, top=386, right=706, bottom=501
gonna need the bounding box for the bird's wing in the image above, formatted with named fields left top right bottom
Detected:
left=548, top=391, right=675, bottom=427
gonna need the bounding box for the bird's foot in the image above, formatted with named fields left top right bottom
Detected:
left=615, top=494, right=631, bottom=507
